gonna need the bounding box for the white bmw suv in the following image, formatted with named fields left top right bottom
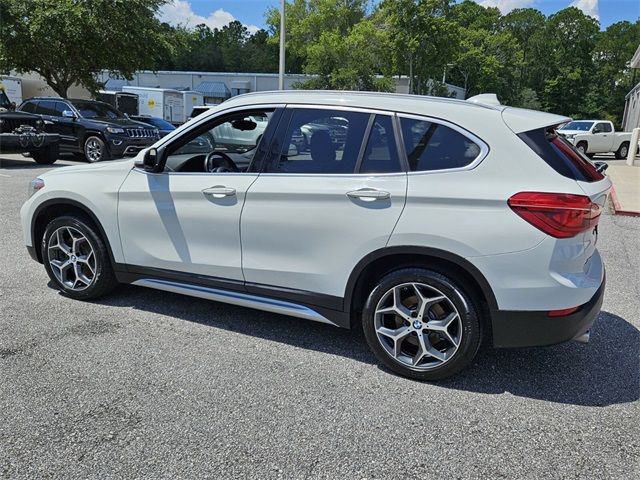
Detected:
left=21, top=91, right=610, bottom=380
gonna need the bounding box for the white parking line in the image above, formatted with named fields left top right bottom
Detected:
left=0, top=173, right=11, bottom=177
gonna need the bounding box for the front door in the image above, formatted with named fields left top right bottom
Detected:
left=117, top=106, right=283, bottom=282
left=241, top=107, right=408, bottom=301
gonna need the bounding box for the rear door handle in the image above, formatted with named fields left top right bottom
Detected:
left=346, top=188, right=390, bottom=201
left=202, top=185, right=236, bottom=198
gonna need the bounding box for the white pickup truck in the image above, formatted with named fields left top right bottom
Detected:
left=558, top=120, right=633, bottom=159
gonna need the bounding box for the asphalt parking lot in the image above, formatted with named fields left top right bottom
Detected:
left=1, top=154, right=638, bottom=479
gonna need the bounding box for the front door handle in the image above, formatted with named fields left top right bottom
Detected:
left=346, top=188, right=390, bottom=201
left=202, top=185, right=236, bottom=198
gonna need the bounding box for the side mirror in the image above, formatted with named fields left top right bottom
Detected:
left=140, top=147, right=162, bottom=172
left=62, top=110, right=76, bottom=119
left=9, top=102, right=16, bottom=111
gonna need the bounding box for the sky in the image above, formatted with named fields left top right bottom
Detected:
left=158, top=0, right=640, bottom=33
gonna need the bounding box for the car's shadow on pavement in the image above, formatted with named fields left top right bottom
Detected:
left=93, top=284, right=638, bottom=408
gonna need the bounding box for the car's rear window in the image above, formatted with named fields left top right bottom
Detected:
left=518, top=127, right=604, bottom=182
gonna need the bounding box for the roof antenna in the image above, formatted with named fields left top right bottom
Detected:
left=467, top=93, right=501, bottom=106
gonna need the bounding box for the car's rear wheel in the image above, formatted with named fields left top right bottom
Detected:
left=615, top=142, right=629, bottom=160
left=42, top=215, right=118, bottom=300
left=31, top=144, right=59, bottom=165
left=84, top=135, right=109, bottom=163
left=362, top=268, right=482, bottom=381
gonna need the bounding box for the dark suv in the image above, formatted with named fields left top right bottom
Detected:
left=19, top=97, right=159, bottom=162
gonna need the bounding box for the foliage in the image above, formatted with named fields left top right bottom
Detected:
left=0, top=0, right=173, bottom=97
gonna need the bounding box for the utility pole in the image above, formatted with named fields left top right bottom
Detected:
left=278, top=0, right=285, bottom=90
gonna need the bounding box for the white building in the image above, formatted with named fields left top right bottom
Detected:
left=97, top=70, right=466, bottom=102
left=622, top=44, right=640, bottom=131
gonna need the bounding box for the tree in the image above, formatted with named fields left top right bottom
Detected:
left=379, top=0, right=458, bottom=95
left=299, top=19, right=393, bottom=91
left=583, top=20, right=640, bottom=125
left=541, top=7, right=599, bottom=115
left=449, top=0, right=523, bottom=104
left=0, top=0, right=173, bottom=97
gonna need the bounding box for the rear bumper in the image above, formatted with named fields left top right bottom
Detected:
left=491, top=272, right=605, bottom=348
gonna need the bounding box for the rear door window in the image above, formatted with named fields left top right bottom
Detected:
left=399, top=117, right=482, bottom=171
left=265, top=108, right=370, bottom=174
left=35, top=100, right=57, bottom=116
left=21, top=101, right=37, bottom=113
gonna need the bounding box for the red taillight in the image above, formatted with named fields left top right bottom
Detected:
left=548, top=306, right=580, bottom=317
left=508, top=192, right=601, bottom=238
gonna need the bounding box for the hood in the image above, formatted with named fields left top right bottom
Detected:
left=557, top=129, right=586, bottom=136
left=41, top=157, right=135, bottom=179
left=83, top=117, right=155, bottom=129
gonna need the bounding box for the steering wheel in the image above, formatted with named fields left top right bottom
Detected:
left=204, top=151, right=239, bottom=173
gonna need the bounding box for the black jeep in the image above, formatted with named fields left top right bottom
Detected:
left=0, top=89, right=60, bottom=164
left=19, top=97, right=159, bottom=162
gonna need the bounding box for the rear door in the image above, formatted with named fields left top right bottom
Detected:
left=240, top=107, right=408, bottom=302
left=34, top=100, right=72, bottom=149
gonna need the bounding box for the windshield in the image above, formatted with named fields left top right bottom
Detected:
left=135, top=117, right=175, bottom=130
left=560, top=121, right=594, bottom=131
left=72, top=101, right=124, bottom=119
left=0, top=90, right=11, bottom=109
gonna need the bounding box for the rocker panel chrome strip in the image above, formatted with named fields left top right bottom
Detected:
left=132, top=278, right=338, bottom=326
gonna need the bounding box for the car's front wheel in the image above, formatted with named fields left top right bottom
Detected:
left=362, top=268, right=482, bottom=381
left=84, top=135, right=109, bottom=163
left=42, top=215, right=118, bottom=300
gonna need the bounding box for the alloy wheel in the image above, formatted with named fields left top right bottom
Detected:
left=47, top=226, right=96, bottom=291
left=85, top=138, right=102, bottom=162
left=374, top=282, right=462, bottom=370
left=620, top=145, right=628, bottom=158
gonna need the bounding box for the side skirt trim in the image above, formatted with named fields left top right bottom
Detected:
left=132, top=278, right=339, bottom=327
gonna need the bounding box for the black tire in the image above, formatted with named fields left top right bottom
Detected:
left=41, top=215, right=118, bottom=300
left=362, top=268, right=482, bottom=381
left=31, top=144, right=59, bottom=165
left=84, top=135, right=110, bottom=163
left=615, top=142, right=629, bottom=160
left=576, top=141, right=588, bottom=156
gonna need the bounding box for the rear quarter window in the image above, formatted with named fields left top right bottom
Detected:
left=399, top=117, right=482, bottom=172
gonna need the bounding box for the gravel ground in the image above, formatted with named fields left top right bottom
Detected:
left=1, top=154, right=638, bottom=479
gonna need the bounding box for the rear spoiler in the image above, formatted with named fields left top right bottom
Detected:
left=466, top=93, right=571, bottom=134
left=502, top=107, right=571, bottom=134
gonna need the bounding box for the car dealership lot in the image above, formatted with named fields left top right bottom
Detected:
left=1, top=155, right=638, bottom=479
